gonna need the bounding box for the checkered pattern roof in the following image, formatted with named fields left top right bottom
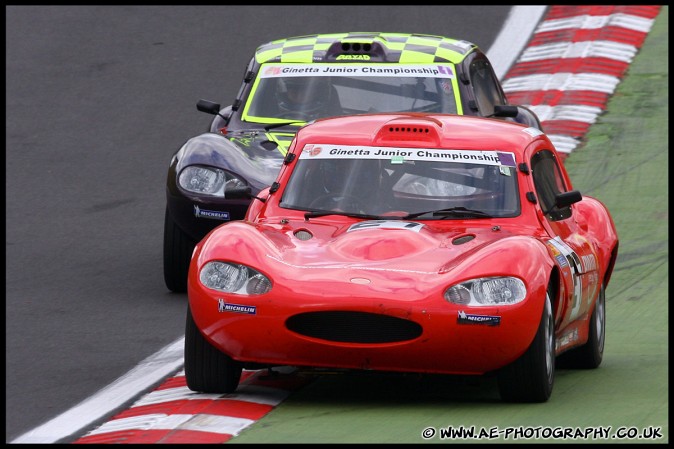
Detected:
left=255, top=32, right=477, bottom=64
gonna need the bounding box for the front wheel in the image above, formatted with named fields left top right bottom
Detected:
left=184, top=305, right=242, bottom=393
left=497, top=291, right=555, bottom=403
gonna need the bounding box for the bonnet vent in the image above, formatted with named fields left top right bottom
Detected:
left=294, top=229, right=313, bottom=241
left=452, top=234, right=475, bottom=245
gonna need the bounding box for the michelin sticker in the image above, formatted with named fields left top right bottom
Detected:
left=218, top=299, right=257, bottom=315
left=194, top=205, right=229, bottom=221
left=457, top=311, right=501, bottom=326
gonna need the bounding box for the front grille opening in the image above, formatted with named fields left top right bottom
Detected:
left=286, top=311, right=423, bottom=343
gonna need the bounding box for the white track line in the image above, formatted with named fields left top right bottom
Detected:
left=487, top=5, right=549, bottom=80
left=10, top=338, right=185, bottom=444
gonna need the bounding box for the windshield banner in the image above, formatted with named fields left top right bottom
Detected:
left=260, top=63, right=454, bottom=78
left=300, top=144, right=516, bottom=167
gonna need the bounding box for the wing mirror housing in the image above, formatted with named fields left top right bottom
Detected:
left=555, top=190, right=582, bottom=209
left=493, top=105, right=543, bottom=131
left=197, top=99, right=221, bottom=115
left=226, top=186, right=267, bottom=203
left=492, top=105, right=519, bottom=118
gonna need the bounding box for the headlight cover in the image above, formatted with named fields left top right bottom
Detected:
left=178, top=165, right=246, bottom=196
left=445, top=277, right=526, bottom=306
left=200, top=261, right=272, bottom=295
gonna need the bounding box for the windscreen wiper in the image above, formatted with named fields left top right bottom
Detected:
left=404, top=207, right=492, bottom=219
left=264, top=121, right=306, bottom=131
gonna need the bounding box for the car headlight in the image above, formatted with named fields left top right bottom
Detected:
left=200, top=261, right=272, bottom=295
left=178, top=165, right=247, bottom=196
left=444, top=277, right=526, bottom=306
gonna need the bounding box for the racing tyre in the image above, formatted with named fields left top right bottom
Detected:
left=185, top=305, right=242, bottom=393
left=163, top=206, right=196, bottom=293
left=557, top=284, right=605, bottom=369
left=497, top=291, right=555, bottom=403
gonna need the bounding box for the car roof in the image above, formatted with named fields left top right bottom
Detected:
left=294, top=113, right=549, bottom=157
left=254, top=32, right=478, bottom=64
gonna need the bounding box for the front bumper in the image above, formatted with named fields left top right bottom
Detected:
left=188, top=280, right=543, bottom=376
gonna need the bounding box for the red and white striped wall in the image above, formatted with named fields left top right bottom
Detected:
left=502, top=5, right=662, bottom=159
left=73, top=368, right=314, bottom=444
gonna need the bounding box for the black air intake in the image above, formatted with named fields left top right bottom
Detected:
left=286, top=311, right=422, bottom=343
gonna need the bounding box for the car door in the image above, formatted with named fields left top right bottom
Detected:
left=529, top=149, right=601, bottom=333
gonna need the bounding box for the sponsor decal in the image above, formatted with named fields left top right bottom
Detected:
left=302, top=144, right=323, bottom=156
left=347, top=220, right=424, bottom=233
left=581, top=253, right=598, bottom=272
left=555, top=254, right=568, bottom=266
left=230, top=136, right=253, bottom=147
left=258, top=63, right=455, bottom=79
left=546, top=238, right=570, bottom=267
left=547, top=237, right=585, bottom=320
left=555, top=327, right=579, bottom=351
left=298, top=144, right=516, bottom=167
left=457, top=311, right=501, bottom=326
left=499, top=165, right=513, bottom=176
left=263, top=66, right=282, bottom=76
left=496, top=152, right=516, bottom=167
left=218, top=299, right=257, bottom=315
left=336, top=54, right=370, bottom=60
left=194, top=205, right=229, bottom=221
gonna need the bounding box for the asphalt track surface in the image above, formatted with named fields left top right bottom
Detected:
left=5, top=5, right=515, bottom=443
left=6, top=5, right=668, bottom=444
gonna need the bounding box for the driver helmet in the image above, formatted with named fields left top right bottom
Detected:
left=276, top=76, right=332, bottom=119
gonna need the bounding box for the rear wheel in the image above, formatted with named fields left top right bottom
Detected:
left=497, top=291, right=555, bottom=403
left=184, top=305, right=242, bottom=393
left=557, top=284, right=605, bottom=369
left=163, top=206, right=196, bottom=293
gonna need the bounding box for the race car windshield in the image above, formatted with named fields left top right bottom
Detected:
left=243, top=63, right=460, bottom=123
left=280, top=145, right=521, bottom=219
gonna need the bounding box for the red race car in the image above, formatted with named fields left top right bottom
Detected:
left=185, top=113, right=618, bottom=403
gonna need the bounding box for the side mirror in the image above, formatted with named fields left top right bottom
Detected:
left=196, top=99, right=221, bottom=115
left=513, top=105, right=543, bottom=130
left=492, top=105, right=519, bottom=118
left=225, top=186, right=253, bottom=199
left=226, top=185, right=267, bottom=203
left=555, top=190, right=582, bottom=209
